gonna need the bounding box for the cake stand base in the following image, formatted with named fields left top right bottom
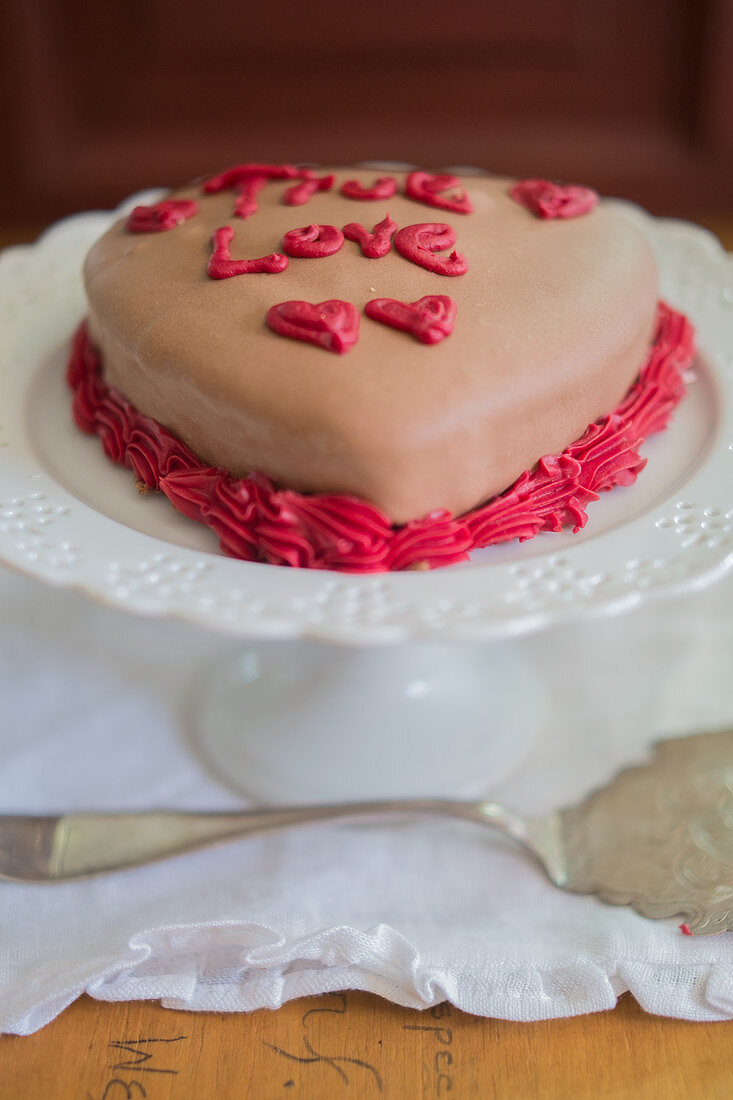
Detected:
left=193, top=641, right=543, bottom=803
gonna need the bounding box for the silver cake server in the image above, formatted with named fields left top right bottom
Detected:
left=1, top=730, right=731, bottom=935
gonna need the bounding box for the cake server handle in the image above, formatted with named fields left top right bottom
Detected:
left=0, top=800, right=541, bottom=883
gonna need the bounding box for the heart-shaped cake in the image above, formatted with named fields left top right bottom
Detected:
left=75, top=165, right=693, bottom=570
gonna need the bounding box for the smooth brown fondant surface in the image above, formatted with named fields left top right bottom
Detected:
left=83, top=169, right=659, bottom=524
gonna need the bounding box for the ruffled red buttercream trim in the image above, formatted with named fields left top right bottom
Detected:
left=67, top=303, right=694, bottom=572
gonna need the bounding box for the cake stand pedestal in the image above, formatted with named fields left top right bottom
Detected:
left=194, top=640, right=541, bottom=801
left=1, top=195, right=732, bottom=803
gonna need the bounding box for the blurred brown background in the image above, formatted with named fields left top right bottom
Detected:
left=1, top=0, right=731, bottom=240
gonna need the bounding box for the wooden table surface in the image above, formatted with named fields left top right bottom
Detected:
left=1, top=991, right=732, bottom=1100
left=1, top=214, right=732, bottom=1098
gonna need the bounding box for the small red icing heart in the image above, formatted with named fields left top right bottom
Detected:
left=405, top=172, right=472, bottom=214
left=126, top=200, right=199, bottom=232
left=365, top=296, right=457, bottom=345
left=266, top=300, right=360, bottom=354
left=509, top=179, right=599, bottom=219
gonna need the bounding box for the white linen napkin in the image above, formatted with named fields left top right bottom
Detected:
left=0, top=564, right=731, bottom=1034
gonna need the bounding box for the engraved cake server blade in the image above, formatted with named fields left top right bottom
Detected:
left=1, top=730, right=731, bottom=935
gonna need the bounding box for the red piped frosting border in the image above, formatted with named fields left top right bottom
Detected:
left=67, top=303, right=693, bottom=572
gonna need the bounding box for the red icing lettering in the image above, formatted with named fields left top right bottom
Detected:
left=204, top=163, right=309, bottom=218
left=510, top=179, right=599, bottom=219
left=342, top=214, right=398, bottom=258
left=126, top=200, right=199, bottom=233
left=203, top=163, right=302, bottom=193
left=341, top=177, right=398, bottom=201
left=232, top=176, right=268, bottom=219
left=284, top=173, right=335, bottom=206
left=405, top=172, right=472, bottom=215
left=266, top=300, right=360, bottom=354
left=207, top=227, right=288, bottom=278
left=282, top=223, right=344, bottom=258
left=679, top=923, right=692, bottom=936
left=394, top=223, right=468, bottom=276
left=365, top=295, right=457, bottom=345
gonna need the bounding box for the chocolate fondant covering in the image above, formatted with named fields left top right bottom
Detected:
left=83, top=170, right=659, bottom=524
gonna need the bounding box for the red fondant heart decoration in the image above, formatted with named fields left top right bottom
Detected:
left=341, top=177, right=398, bottom=201
left=266, top=300, right=360, bottom=354
left=207, top=227, right=288, bottom=278
left=394, top=223, right=468, bottom=276
left=342, top=214, right=398, bottom=258
left=365, top=295, right=457, bottom=345
left=283, top=173, right=336, bottom=206
left=509, top=179, right=599, bottom=219
left=126, top=200, right=199, bottom=233
left=405, top=172, right=472, bottom=215
left=282, top=223, right=345, bottom=258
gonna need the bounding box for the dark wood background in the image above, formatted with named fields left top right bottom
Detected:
left=1, top=0, right=732, bottom=230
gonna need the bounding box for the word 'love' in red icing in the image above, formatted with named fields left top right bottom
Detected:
left=126, top=200, right=199, bottom=233
left=510, top=179, right=599, bottom=219
left=342, top=215, right=398, bottom=258
left=284, top=173, right=335, bottom=206
left=341, top=177, right=397, bottom=201
left=406, top=172, right=472, bottom=215
left=207, top=227, right=288, bottom=278
left=282, top=224, right=345, bottom=258
left=394, top=223, right=468, bottom=276
left=266, top=300, right=360, bottom=354
left=365, top=296, right=457, bottom=345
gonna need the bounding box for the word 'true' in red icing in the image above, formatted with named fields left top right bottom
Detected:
left=284, top=173, right=335, bottom=206
left=394, top=223, right=468, bottom=276
left=282, top=223, right=345, bottom=258
left=365, top=296, right=457, bottom=345
left=341, top=177, right=398, bottom=201
left=342, top=214, right=398, bottom=258
left=207, top=227, right=288, bottom=278
left=266, top=300, right=360, bottom=354
left=510, top=179, right=599, bottom=219
left=406, top=172, right=472, bottom=215
left=126, top=200, right=199, bottom=233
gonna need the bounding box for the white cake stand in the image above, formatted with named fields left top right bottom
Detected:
left=1, top=194, right=732, bottom=802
